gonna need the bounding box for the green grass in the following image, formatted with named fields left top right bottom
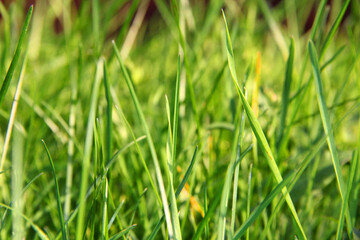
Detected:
left=0, top=0, right=359, bottom=239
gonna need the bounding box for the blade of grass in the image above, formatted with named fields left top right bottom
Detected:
left=101, top=179, right=109, bottom=240
left=109, top=224, right=137, bottom=240
left=257, top=0, right=287, bottom=59
left=107, top=199, right=124, bottom=230
left=319, top=0, right=351, bottom=60
left=336, top=150, right=358, bottom=239
left=42, top=140, right=68, bottom=240
left=76, top=58, right=103, bottom=240
left=233, top=170, right=297, bottom=239
left=1, top=172, right=43, bottom=232
left=308, top=40, right=353, bottom=238
left=0, top=5, right=33, bottom=107
left=167, top=55, right=183, bottom=239
left=64, top=45, right=81, bottom=221
left=218, top=99, right=244, bottom=240
left=246, top=163, right=253, bottom=240
left=222, top=10, right=306, bottom=239
left=277, top=37, right=295, bottom=149
left=112, top=42, right=173, bottom=238
left=231, top=91, right=247, bottom=233
left=194, top=144, right=251, bottom=240
left=0, top=48, right=28, bottom=173
left=0, top=202, right=49, bottom=240
left=147, top=146, right=198, bottom=240
left=11, top=128, right=24, bottom=240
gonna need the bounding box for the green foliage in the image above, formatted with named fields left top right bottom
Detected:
left=0, top=1, right=359, bottom=239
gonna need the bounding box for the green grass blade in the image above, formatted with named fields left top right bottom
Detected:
left=218, top=105, right=243, bottom=239
left=101, top=179, right=109, bottom=240
left=222, top=10, right=306, bottom=239
left=76, top=59, right=103, bottom=240
left=172, top=55, right=181, bottom=183
left=103, top=62, right=112, bottom=164
left=41, top=140, right=68, bottom=240
left=277, top=37, right=295, bottom=149
left=308, top=40, right=353, bottom=237
left=246, top=163, right=253, bottom=240
left=109, top=225, right=137, bottom=240
left=257, top=0, right=288, bottom=59
left=233, top=170, right=297, bottom=240
left=147, top=146, right=198, bottom=240
left=0, top=202, right=49, bottom=240
left=319, top=0, right=351, bottom=60
left=193, top=189, right=222, bottom=240
left=112, top=42, right=173, bottom=237
left=11, top=128, right=24, bottom=240
left=0, top=48, right=28, bottom=173
left=336, top=150, right=358, bottom=239
left=169, top=55, right=182, bottom=240
left=0, top=5, right=33, bottom=107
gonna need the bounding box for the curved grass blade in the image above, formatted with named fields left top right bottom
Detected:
left=41, top=140, right=68, bottom=240
left=232, top=170, right=297, bottom=240
left=308, top=40, right=353, bottom=237
left=222, top=10, right=306, bottom=239
left=0, top=202, right=49, bottom=240
left=0, top=5, right=33, bottom=107
left=0, top=172, right=43, bottom=230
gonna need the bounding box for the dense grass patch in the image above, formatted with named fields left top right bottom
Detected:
left=0, top=0, right=359, bottom=239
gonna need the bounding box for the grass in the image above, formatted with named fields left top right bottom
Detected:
left=0, top=0, right=359, bottom=239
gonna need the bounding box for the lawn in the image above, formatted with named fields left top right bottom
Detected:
left=0, top=0, right=359, bottom=239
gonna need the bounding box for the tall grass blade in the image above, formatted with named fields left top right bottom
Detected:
left=76, top=59, right=103, bottom=240
left=112, top=42, right=173, bottom=238
left=42, top=140, right=68, bottom=240
left=222, top=10, right=306, bottom=239
left=194, top=145, right=250, bottom=240
left=308, top=40, right=353, bottom=237
left=0, top=49, right=27, bottom=173
left=246, top=163, right=253, bottom=240
left=277, top=37, right=294, bottom=150
left=0, top=5, right=33, bottom=107
left=336, top=150, right=358, bottom=239
left=319, top=0, right=351, bottom=60
left=11, top=128, right=24, bottom=240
